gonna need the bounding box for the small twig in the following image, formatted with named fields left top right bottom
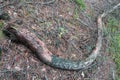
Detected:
left=44, top=75, right=49, bottom=80
left=101, top=3, right=120, bottom=18
left=62, top=37, right=83, bottom=54
left=71, top=42, right=83, bottom=54
left=76, top=18, right=89, bottom=27
left=26, top=0, right=56, bottom=5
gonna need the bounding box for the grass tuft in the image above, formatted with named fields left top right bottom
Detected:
left=74, top=0, right=86, bottom=10
left=104, top=16, right=120, bottom=79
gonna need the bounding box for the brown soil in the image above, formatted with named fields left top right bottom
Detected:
left=0, top=0, right=119, bottom=80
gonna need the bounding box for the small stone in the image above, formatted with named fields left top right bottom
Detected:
left=81, top=71, right=85, bottom=78
left=15, top=66, right=22, bottom=71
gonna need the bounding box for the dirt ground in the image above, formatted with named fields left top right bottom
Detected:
left=0, top=0, right=119, bottom=80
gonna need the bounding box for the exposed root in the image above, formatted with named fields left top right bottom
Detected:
left=3, top=3, right=120, bottom=70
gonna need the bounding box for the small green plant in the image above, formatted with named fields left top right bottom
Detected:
left=74, top=0, right=86, bottom=10
left=73, top=0, right=86, bottom=19
left=73, top=7, right=79, bottom=19
left=58, top=27, right=67, bottom=38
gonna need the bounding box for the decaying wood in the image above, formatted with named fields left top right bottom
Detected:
left=3, top=3, right=120, bottom=70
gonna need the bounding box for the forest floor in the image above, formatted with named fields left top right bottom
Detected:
left=0, top=0, right=119, bottom=80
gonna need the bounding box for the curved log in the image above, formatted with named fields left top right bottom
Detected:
left=3, top=3, right=120, bottom=70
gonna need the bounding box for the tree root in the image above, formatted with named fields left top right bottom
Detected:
left=3, top=3, right=120, bottom=70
